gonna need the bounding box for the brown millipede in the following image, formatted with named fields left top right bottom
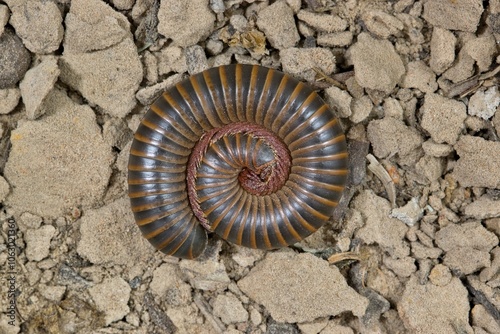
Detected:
left=128, top=64, right=348, bottom=259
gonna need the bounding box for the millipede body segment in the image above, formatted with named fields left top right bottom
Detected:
left=128, top=64, right=348, bottom=259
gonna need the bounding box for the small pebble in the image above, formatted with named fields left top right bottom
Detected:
left=402, top=60, right=437, bottom=93
left=238, top=252, right=368, bottom=323
left=435, top=221, right=498, bottom=252
left=20, top=212, right=43, bottom=231
left=213, top=293, right=248, bottom=325
left=399, top=276, right=472, bottom=332
left=39, top=284, right=66, bottom=302
left=463, top=195, right=500, bottom=220
left=421, top=140, right=453, bottom=157
left=185, top=45, right=209, bottom=75
left=157, top=46, right=188, bottom=75
left=210, top=0, right=225, bottom=13
left=297, top=10, right=347, bottom=33
left=411, top=241, right=443, bottom=260
left=349, top=33, right=405, bottom=93
left=249, top=308, right=262, bottom=326
left=281, top=47, right=335, bottom=82
left=0, top=88, right=21, bottom=114
left=428, top=264, right=452, bottom=286
left=383, top=256, right=417, bottom=278
left=136, top=74, right=185, bottom=106
left=0, top=28, right=31, bottom=89
left=444, top=247, right=491, bottom=275
left=88, top=277, right=131, bottom=325
left=179, top=259, right=230, bottom=291
left=423, top=0, right=483, bottom=32
left=453, top=136, right=500, bottom=188
left=20, top=56, right=60, bottom=120
left=0, top=4, right=9, bottom=36
left=463, top=34, right=497, bottom=71
left=390, top=198, right=424, bottom=226
left=367, top=118, right=423, bottom=162
left=415, top=155, right=444, bottom=183
left=256, top=1, right=299, bottom=50
left=325, top=86, right=352, bottom=118
left=353, top=190, right=410, bottom=258
left=25, top=225, right=56, bottom=262
left=110, top=0, right=135, bottom=10
left=297, top=320, right=328, bottom=334
left=60, top=0, right=143, bottom=118
left=0, top=176, right=9, bottom=201
left=383, top=97, right=404, bottom=120
left=206, top=39, right=224, bottom=56
left=471, top=304, right=500, bottom=334
left=468, top=86, right=500, bottom=120
left=429, top=27, right=456, bottom=74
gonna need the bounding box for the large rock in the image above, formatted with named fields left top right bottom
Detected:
left=60, top=0, right=142, bottom=118
left=281, top=47, right=336, bottom=82
left=0, top=88, right=21, bottom=114
left=398, top=276, right=472, bottom=333
left=435, top=221, right=498, bottom=252
left=422, top=0, right=483, bottom=32
left=157, top=0, right=215, bottom=47
left=25, top=225, right=56, bottom=262
left=4, top=89, right=113, bottom=217
left=238, top=252, right=368, bottom=323
left=77, top=197, right=155, bottom=266
left=5, top=0, right=63, bottom=54
left=429, top=27, right=456, bottom=74
left=297, top=10, right=347, bottom=33
left=453, top=136, right=500, bottom=188
left=349, top=33, right=405, bottom=93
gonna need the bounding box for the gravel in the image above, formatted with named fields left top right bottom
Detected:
left=0, top=0, right=499, bottom=333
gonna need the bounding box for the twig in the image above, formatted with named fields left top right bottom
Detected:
left=313, top=67, right=347, bottom=90
left=445, top=65, right=500, bottom=98
left=193, top=294, right=225, bottom=333
left=328, top=251, right=362, bottom=264
left=366, top=154, right=396, bottom=208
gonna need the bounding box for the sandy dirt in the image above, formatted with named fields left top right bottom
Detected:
left=0, top=0, right=499, bottom=333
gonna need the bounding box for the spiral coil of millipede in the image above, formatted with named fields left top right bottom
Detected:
left=128, top=64, right=348, bottom=259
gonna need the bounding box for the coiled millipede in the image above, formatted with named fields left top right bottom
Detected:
left=128, top=64, right=348, bottom=259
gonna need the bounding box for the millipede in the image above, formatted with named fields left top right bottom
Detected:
left=128, top=64, right=348, bottom=259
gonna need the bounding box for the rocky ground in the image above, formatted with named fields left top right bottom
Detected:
left=0, top=0, right=500, bottom=333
